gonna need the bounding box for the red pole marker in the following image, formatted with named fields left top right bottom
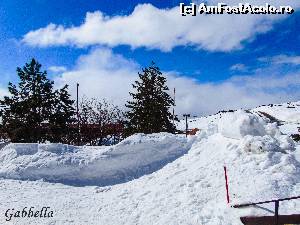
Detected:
left=224, top=166, right=230, bottom=204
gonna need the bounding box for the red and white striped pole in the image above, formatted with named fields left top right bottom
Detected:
left=224, top=166, right=230, bottom=204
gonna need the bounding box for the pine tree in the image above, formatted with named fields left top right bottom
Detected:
left=125, top=62, right=177, bottom=135
left=0, top=58, right=75, bottom=143
left=49, top=85, right=76, bottom=143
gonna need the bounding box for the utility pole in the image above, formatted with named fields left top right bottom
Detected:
left=172, top=88, right=176, bottom=131
left=76, top=83, right=80, bottom=146
left=183, top=114, right=190, bottom=137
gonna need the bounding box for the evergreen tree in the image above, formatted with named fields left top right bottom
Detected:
left=49, top=85, right=76, bottom=143
left=125, top=62, right=177, bottom=135
left=0, top=58, right=75, bottom=143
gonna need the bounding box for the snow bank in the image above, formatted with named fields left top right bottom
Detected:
left=212, top=110, right=295, bottom=153
left=217, top=110, right=267, bottom=139
left=0, top=111, right=291, bottom=187
left=0, top=133, right=190, bottom=186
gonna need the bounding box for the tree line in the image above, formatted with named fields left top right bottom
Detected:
left=0, top=59, right=178, bottom=145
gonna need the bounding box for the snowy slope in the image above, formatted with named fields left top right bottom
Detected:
left=253, top=101, right=300, bottom=123
left=0, top=108, right=299, bottom=224
left=252, top=101, right=300, bottom=135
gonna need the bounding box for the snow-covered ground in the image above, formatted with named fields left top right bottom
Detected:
left=0, top=104, right=299, bottom=224
left=253, top=101, right=300, bottom=123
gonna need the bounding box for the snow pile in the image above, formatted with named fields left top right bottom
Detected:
left=240, top=135, right=282, bottom=153
left=0, top=133, right=190, bottom=186
left=207, top=110, right=295, bottom=154
left=217, top=110, right=267, bottom=139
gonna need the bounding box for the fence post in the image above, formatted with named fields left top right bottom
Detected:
left=275, top=200, right=279, bottom=225
left=76, top=83, right=80, bottom=146
left=224, top=166, right=230, bottom=204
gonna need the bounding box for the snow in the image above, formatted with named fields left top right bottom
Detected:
left=279, top=123, right=299, bottom=135
left=0, top=133, right=190, bottom=186
left=217, top=110, right=267, bottom=139
left=253, top=101, right=300, bottom=123
left=178, top=102, right=300, bottom=136
left=0, top=104, right=299, bottom=224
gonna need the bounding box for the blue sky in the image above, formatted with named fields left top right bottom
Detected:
left=1, top=0, right=300, bottom=115
left=0, top=0, right=189, bottom=81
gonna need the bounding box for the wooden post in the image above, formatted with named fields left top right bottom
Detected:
left=224, top=166, right=230, bottom=204
left=76, top=83, right=80, bottom=146
left=183, top=114, right=190, bottom=137
left=240, top=214, right=300, bottom=225
left=275, top=201, right=279, bottom=225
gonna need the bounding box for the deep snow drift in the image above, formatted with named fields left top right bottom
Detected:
left=0, top=133, right=190, bottom=186
left=0, top=109, right=299, bottom=225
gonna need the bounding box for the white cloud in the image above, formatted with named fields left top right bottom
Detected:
left=230, top=63, right=247, bottom=72
left=22, top=1, right=300, bottom=52
left=261, top=55, right=300, bottom=65
left=54, top=48, right=138, bottom=107
left=48, top=66, right=67, bottom=73
left=166, top=73, right=300, bottom=116
left=0, top=86, right=9, bottom=99
left=54, top=47, right=300, bottom=117
left=230, top=72, right=300, bottom=89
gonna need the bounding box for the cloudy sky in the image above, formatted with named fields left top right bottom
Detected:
left=1, top=0, right=300, bottom=117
